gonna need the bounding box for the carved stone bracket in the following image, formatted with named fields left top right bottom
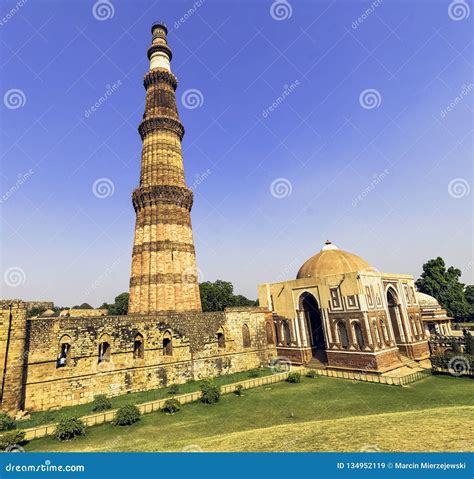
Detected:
left=138, top=116, right=184, bottom=140
left=132, top=185, right=193, bottom=212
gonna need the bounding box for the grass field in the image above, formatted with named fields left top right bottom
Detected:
left=25, top=374, right=474, bottom=452
left=19, top=368, right=272, bottom=429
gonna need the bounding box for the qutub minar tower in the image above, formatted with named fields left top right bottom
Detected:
left=129, top=22, right=202, bottom=314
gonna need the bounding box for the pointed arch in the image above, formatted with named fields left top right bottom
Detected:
left=163, top=330, right=173, bottom=356
left=242, top=324, right=251, bottom=348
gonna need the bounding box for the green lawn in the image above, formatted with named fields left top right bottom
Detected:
left=25, top=374, right=474, bottom=452
left=18, top=368, right=272, bottom=429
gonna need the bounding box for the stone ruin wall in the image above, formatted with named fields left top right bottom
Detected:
left=0, top=301, right=277, bottom=412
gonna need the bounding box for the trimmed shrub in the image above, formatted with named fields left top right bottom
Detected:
left=92, top=394, right=112, bottom=412
left=55, top=417, right=86, bottom=441
left=234, top=384, right=244, bottom=396
left=0, top=412, right=16, bottom=431
left=168, top=384, right=180, bottom=396
left=306, top=370, right=318, bottom=379
left=200, top=380, right=221, bottom=404
left=465, top=333, right=474, bottom=355
left=162, top=398, right=180, bottom=414
left=286, top=372, right=302, bottom=383
left=113, top=405, right=140, bottom=426
left=0, top=430, right=25, bottom=450
left=247, top=370, right=260, bottom=378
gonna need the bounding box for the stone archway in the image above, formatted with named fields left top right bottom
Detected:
left=300, top=292, right=326, bottom=356
left=387, top=288, right=403, bottom=344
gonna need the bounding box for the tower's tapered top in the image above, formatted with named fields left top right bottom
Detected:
left=148, top=21, right=172, bottom=71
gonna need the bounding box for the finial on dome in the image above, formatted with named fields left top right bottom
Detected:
left=322, top=240, right=338, bottom=251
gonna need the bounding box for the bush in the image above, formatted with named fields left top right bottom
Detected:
left=234, top=384, right=244, bottom=396
left=465, top=333, right=474, bottom=355
left=200, top=380, right=221, bottom=404
left=306, top=370, right=318, bottom=378
left=55, top=417, right=86, bottom=441
left=0, top=412, right=16, bottom=431
left=168, top=384, right=179, bottom=396
left=113, top=405, right=140, bottom=426
left=247, top=370, right=260, bottom=378
left=0, top=430, right=25, bottom=450
left=162, top=398, right=180, bottom=414
left=92, top=394, right=112, bottom=412
left=286, top=372, right=302, bottom=383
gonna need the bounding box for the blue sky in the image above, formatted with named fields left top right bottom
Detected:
left=0, top=0, right=472, bottom=307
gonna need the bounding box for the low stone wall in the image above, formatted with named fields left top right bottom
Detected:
left=21, top=370, right=294, bottom=441
left=314, top=367, right=432, bottom=386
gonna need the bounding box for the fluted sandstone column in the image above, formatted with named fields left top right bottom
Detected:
left=129, top=22, right=202, bottom=314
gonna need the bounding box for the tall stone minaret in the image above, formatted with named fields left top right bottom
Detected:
left=128, top=22, right=202, bottom=314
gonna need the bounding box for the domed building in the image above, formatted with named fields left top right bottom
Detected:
left=258, top=241, right=435, bottom=373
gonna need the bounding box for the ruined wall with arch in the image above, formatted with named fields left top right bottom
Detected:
left=0, top=302, right=276, bottom=413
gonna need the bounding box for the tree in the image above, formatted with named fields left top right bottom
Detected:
left=464, top=285, right=474, bottom=320
left=199, top=280, right=257, bottom=312
left=415, top=257, right=469, bottom=320
left=101, top=292, right=129, bottom=316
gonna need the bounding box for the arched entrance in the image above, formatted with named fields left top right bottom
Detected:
left=300, top=293, right=326, bottom=357
left=387, top=288, right=403, bottom=344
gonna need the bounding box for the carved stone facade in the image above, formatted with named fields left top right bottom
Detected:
left=129, top=23, right=201, bottom=314
left=258, top=242, right=434, bottom=373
